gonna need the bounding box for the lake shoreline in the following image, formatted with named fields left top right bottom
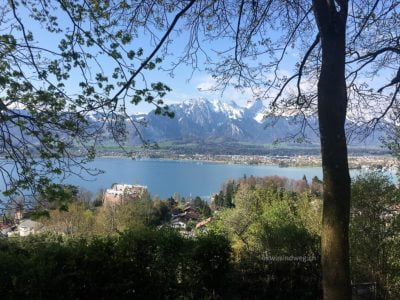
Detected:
left=97, top=153, right=399, bottom=171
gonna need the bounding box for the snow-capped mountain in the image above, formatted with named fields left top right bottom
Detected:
left=137, top=98, right=321, bottom=143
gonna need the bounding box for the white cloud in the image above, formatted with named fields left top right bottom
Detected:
left=194, top=74, right=263, bottom=107
left=196, top=75, right=218, bottom=92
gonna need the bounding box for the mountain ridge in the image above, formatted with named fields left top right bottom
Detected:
left=137, top=98, right=320, bottom=144
left=128, top=98, right=383, bottom=148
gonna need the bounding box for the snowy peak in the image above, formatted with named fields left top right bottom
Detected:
left=129, top=97, right=381, bottom=146
left=211, top=99, right=244, bottom=120
left=176, top=98, right=250, bottom=121
left=243, top=99, right=266, bottom=123
left=181, top=98, right=264, bottom=120
left=141, top=98, right=272, bottom=142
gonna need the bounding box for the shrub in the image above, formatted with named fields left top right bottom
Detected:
left=0, top=229, right=232, bottom=299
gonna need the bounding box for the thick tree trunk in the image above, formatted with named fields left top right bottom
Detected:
left=313, top=2, right=351, bottom=299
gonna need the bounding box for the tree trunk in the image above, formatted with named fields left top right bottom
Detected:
left=313, top=2, right=351, bottom=299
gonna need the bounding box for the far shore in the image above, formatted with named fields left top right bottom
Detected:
left=1, top=152, right=396, bottom=171
left=95, top=153, right=399, bottom=171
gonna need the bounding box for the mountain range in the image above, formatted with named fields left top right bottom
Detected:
left=130, top=98, right=381, bottom=147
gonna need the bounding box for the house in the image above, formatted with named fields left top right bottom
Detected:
left=7, top=229, right=19, bottom=237
left=18, top=219, right=43, bottom=237
left=171, top=212, right=189, bottom=227
left=171, top=220, right=187, bottom=230
left=103, top=184, right=148, bottom=205
left=171, top=210, right=199, bottom=225
left=170, top=202, right=203, bottom=233
left=182, top=203, right=200, bottom=220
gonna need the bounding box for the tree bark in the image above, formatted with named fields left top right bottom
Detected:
left=313, top=1, right=351, bottom=299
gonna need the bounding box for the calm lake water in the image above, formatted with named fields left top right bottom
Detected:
left=60, top=158, right=374, bottom=199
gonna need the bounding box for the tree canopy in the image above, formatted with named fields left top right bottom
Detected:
left=1, top=1, right=400, bottom=298
left=0, top=0, right=178, bottom=205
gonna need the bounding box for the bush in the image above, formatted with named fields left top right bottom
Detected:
left=350, top=172, right=400, bottom=298
left=0, top=229, right=232, bottom=299
left=230, top=253, right=322, bottom=299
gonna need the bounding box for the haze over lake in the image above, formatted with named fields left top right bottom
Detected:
left=61, top=158, right=376, bottom=199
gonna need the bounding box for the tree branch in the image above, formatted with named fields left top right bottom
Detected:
left=110, top=0, right=197, bottom=103
left=296, top=34, right=320, bottom=106
left=352, top=0, right=379, bottom=43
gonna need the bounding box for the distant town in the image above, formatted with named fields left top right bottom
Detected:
left=91, top=139, right=398, bottom=171
left=123, top=152, right=398, bottom=171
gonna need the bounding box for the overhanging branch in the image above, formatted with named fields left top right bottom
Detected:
left=110, top=0, right=197, bottom=104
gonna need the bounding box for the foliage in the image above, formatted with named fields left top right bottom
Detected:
left=152, top=198, right=171, bottom=223
left=209, top=176, right=322, bottom=298
left=213, top=179, right=237, bottom=208
left=310, top=176, right=323, bottom=197
left=38, top=184, right=80, bottom=211
left=42, top=202, right=95, bottom=235
left=384, top=125, right=400, bottom=164
left=89, top=200, right=158, bottom=234
left=0, top=0, right=175, bottom=208
left=255, top=196, right=319, bottom=257
left=231, top=254, right=322, bottom=299
left=350, top=172, right=400, bottom=298
left=0, top=228, right=232, bottom=299
left=23, top=187, right=214, bottom=236
left=212, top=178, right=320, bottom=256
left=29, top=210, right=50, bottom=221
left=211, top=173, right=400, bottom=297
left=142, top=1, right=399, bottom=297
left=192, top=196, right=212, bottom=218
left=3, top=173, right=400, bottom=298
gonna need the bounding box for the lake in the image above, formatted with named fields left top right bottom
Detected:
left=60, top=158, right=376, bottom=199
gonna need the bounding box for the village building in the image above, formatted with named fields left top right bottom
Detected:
left=0, top=204, right=43, bottom=237
left=171, top=220, right=187, bottom=230
left=170, top=202, right=202, bottom=234
left=171, top=203, right=200, bottom=224
left=17, top=219, right=43, bottom=237
left=103, top=184, right=148, bottom=205
left=2, top=219, right=43, bottom=237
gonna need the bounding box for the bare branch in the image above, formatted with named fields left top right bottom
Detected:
left=296, top=34, right=320, bottom=106
left=110, top=0, right=197, bottom=103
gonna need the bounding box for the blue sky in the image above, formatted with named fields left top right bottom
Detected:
left=17, top=2, right=395, bottom=117
left=18, top=4, right=283, bottom=114
left=124, top=30, right=266, bottom=113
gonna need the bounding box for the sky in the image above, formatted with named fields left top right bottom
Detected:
left=12, top=2, right=396, bottom=117
left=14, top=2, right=285, bottom=114
left=119, top=33, right=268, bottom=113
